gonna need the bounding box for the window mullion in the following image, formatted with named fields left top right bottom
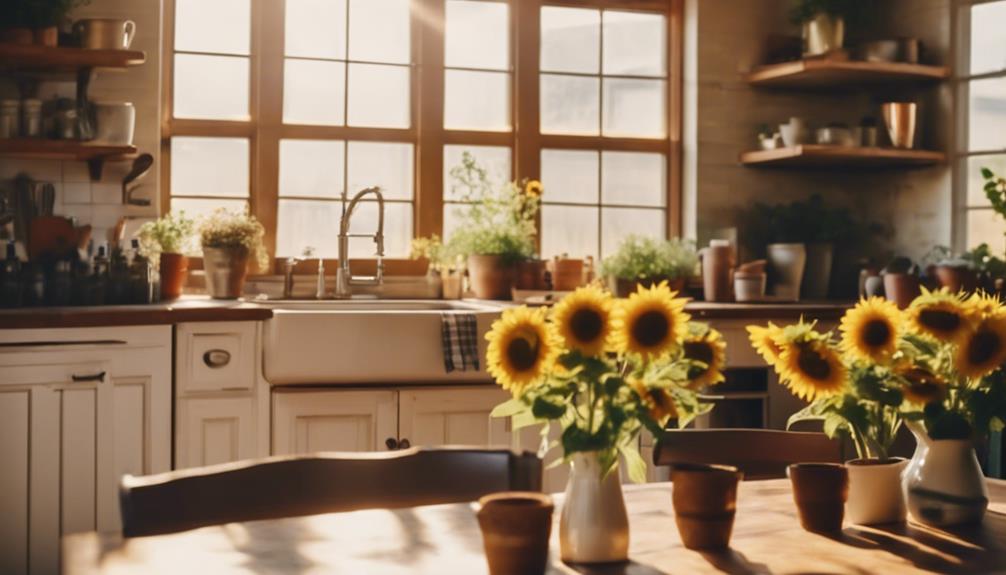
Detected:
left=515, top=0, right=542, bottom=252
left=256, top=0, right=285, bottom=272
left=416, top=0, right=447, bottom=239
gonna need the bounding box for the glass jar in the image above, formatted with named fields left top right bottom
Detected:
left=21, top=98, right=43, bottom=138
left=0, top=100, right=19, bottom=139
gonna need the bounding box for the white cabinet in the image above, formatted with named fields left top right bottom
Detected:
left=273, top=389, right=398, bottom=454
left=399, top=387, right=513, bottom=449
left=177, top=397, right=257, bottom=467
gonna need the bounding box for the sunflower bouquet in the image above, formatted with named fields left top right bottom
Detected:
left=487, top=282, right=723, bottom=482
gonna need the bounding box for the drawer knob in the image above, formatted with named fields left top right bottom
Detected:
left=203, top=349, right=232, bottom=369
left=385, top=437, right=399, bottom=450
left=398, top=438, right=411, bottom=449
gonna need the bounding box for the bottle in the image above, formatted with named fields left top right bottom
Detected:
left=89, top=243, right=109, bottom=305
left=0, top=241, right=22, bottom=308
left=108, top=245, right=130, bottom=305
left=129, top=239, right=153, bottom=304
left=48, top=260, right=73, bottom=306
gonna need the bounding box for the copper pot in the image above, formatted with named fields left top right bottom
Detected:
left=159, top=253, right=189, bottom=300
left=468, top=255, right=516, bottom=300
left=882, top=102, right=917, bottom=149
left=203, top=246, right=250, bottom=300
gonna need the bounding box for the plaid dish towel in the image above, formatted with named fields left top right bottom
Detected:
left=441, top=313, right=480, bottom=373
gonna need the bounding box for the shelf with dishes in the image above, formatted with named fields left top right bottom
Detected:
left=0, top=43, right=145, bottom=76
left=739, top=145, right=945, bottom=168
left=746, top=58, right=949, bottom=89
left=0, top=139, right=137, bottom=179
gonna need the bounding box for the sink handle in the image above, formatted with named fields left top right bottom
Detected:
left=398, top=438, right=411, bottom=449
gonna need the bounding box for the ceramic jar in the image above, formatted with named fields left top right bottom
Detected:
left=559, top=452, right=629, bottom=564
left=767, top=243, right=806, bottom=302
left=846, top=458, right=908, bottom=525
left=803, top=13, right=845, bottom=56
left=903, top=422, right=989, bottom=527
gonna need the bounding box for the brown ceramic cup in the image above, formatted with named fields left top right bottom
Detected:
left=787, top=463, right=849, bottom=533
left=671, top=463, right=744, bottom=550
left=476, top=492, right=554, bottom=575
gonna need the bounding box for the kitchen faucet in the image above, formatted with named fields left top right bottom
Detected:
left=335, top=186, right=385, bottom=298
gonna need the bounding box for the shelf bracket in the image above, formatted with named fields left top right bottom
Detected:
left=86, top=158, right=104, bottom=181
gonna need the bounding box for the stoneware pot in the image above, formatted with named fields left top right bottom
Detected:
left=883, top=273, right=921, bottom=310
left=0, top=28, right=35, bottom=45
left=767, top=243, right=806, bottom=302
left=787, top=463, right=848, bottom=533
left=476, top=492, right=554, bottom=575
left=612, top=276, right=686, bottom=298
left=670, top=463, right=743, bottom=550
left=560, top=452, right=629, bottom=564
left=516, top=259, right=549, bottom=290
left=846, top=458, right=908, bottom=525
left=33, top=26, right=58, bottom=47
left=802, top=243, right=833, bottom=300
left=935, top=265, right=978, bottom=294
left=203, top=246, right=250, bottom=300
left=468, top=255, right=516, bottom=300
left=903, top=422, right=989, bottom=527
left=803, top=13, right=844, bottom=56
left=158, top=252, right=188, bottom=300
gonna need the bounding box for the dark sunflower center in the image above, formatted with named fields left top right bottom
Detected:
left=506, top=336, right=539, bottom=371
left=632, top=310, right=670, bottom=348
left=797, top=346, right=832, bottom=381
left=968, top=329, right=1001, bottom=366
left=862, top=319, right=892, bottom=348
left=919, top=309, right=961, bottom=334
left=569, top=308, right=603, bottom=344
left=684, top=341, right=713, bottom=365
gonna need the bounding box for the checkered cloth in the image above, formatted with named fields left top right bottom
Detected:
left=441, top=313, right=480, bottom=373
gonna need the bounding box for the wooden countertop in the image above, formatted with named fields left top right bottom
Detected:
left=0, top=297, right=273, bottom=329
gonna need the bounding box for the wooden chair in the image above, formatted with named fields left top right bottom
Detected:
left=653, top=429, right=844, bottom=480
left=120, top=447, right=542, bottom=537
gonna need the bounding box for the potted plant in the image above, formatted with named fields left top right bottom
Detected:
left=487, top=283, right=721, bottom=563
left=0, top=2, right=33, bottom=44
left=962, top=243, right=1006, bottom=295
left=136, top=211, right=194, bottom=300
left=198, top=208, right=269, bottom=300
left=881, top=256, right=921, bottom=309
left=27, top=0, right=90, bottom=46
left=601, top=236, right=698, bottom=297
left=789, top=0, right=862, bottom=57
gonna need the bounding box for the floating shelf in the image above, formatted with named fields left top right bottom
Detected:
left=740, top=145, right=945, bottom=168
left=747, top=59, right=950, bottom=88
left=0, top=43, right=145, bottom=74
left=0, top=139, right=137, bottom=179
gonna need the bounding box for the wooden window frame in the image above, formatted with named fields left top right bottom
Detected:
left=161, top=0, right=683, bottom=275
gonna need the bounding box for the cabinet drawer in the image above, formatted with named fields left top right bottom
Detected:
left=176, top=322, right=257, bottom=394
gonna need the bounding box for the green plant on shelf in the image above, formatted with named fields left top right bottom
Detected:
left=600, top=235, right=698, bottom=282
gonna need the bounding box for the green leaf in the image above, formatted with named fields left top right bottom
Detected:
left=490, top=398, right=526, bottom=418
left=531, top=396, right=566, bottom=420
left=787, top=404, right=824, bottom=430
left=823, top=414, right=848, bottom=439
left=619, top=442, right=648, bottom=484
left=982, top=167, right=995, bottom=179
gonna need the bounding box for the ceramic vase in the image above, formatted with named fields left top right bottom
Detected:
left=560, top=452, right=629, bottom=564
left=803, top=13, right=844, bottom=56
left=202, top=246, right=250, bottom=300
left=903, top=421, right=989, bottom=527
left=846, top=458, right=908, bottom=525
left=767, top=243, right=806, bottom=302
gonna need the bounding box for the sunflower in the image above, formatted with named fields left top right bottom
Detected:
left=612, top=281, right=690, bottom=360
left=551, top=285, right=614, bottom=356
left=525, top=180, right=543, bottom=198
left=747, top=323, right=785, bottom=371
left=965, top=291, right=1006, bottom=322
left=840, top=297, right=903, bottom=363
left=898, top=367, right=947, bottom=406
left=486, top=306, right=559, bottom=395
left=683, top=325, right=727, bottom=389
left=629, top=377, right=677, bottom=425
left=955, top=315, right=1006, bottom=379
left=777, top=340, right=847, bottom=401
left=906, top=288, right=972, bottom=344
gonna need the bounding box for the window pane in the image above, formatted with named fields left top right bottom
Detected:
left=176, top=0, right=250, bottom=55
left=349, top=0, right=410, bottom=64
left=969, top=77, right=1006, bottom=152
left=171, top=137, right=249, bottom=198
left=286, top=0, right=346, bottom=59
left=967, top=155, right=1006, bottom=206
left=541, top=205, right=599, bottom=259
left=970, top=1, right=1006, bottom=76
left=541, top=7, right=600, bottom=74
left=171, top=198, right=249, bottom=228
left=279, top=140, right=345, bottom=200
left=603, top=78, right=666, bottom=138
left=602, top=11, right=666, bottom=76
left=347, top=142, right=414, bottom=200
left=602, top=152, right=665, bottom=207
left=443, top=204, right=466, bottom=241
left=541, top=149, right=598, bottom=204
left=347, top=64, right=410, bottom=128
left=284, top=59, right=346, bottom=126
left=967, top=209, right=1006, bottom=251
left=541, top=74, right=599, bottom=135
left=347, top=201, right=413, bottom=258
left=444, top=145, right=512, bottom=200
left=445, top=70, right=511, bottom=131
left=601, top=208, right=664, bottom=258
left=446, top=0, right=509, bottom=70
left=174, top=54, right=249, bottom=120
left=277, top=199, right=342, bottom=258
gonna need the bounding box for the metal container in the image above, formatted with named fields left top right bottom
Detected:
left=0, top=100, right=19, bottom=139
left=203, top=246, right=250, bottom=299
left=859, top=40, right=900, bottom=63
left=882, top=102, right=918, bottom=149
left=803, top=13, right=844, bottom=57
left=21, top=99, right=42, bottom=138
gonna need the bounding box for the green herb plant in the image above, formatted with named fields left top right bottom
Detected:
left=136, top=211, right=195, bottom=258
left=600, top=235, right=698, bottom=282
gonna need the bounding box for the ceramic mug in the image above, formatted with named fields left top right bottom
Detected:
left=93, top=102, right=135, bottom=145
left=74, top=19, right=136, bottom=50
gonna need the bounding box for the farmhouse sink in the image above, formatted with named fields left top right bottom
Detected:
left=261, top=300, right=504, bottom=385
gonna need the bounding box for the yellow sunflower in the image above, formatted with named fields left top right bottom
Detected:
left=955, top=315, right=1006, bottom=379
left=840, top=297, right=903, bottom=363
left=629, top=377, right=677, bottom=425
left=612, top=281, right=690, bottom=360
left=747, top=323, right=785, bottom=371
left=683, top=325, right=727, bottom=389
left=898, top=367, right=947, bottom=406
left=486, top=306, right=560, bottom=396
left=777, top=340, right=847, bottom=401
left=965, top=291, right=1006, bottom=322
left=525, top=180, right=543, bottom=198
left=906, top=288, right=972, bottom=343
left=551, top=285, right=614, bottom=356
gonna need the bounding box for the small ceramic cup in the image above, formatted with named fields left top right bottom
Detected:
left=787, top=463, right=848, bottom=533
left=476, top=492, right=554, bottom=575
left=671, top=463, right=744, bottom=550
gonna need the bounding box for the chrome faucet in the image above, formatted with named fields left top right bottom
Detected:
left=335, top=186, right=385, bottom=298
left=282, top=256, right=301, bottom=299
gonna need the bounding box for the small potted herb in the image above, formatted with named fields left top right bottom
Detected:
left=2, top=0, right=92, bottom=46
left=601, top=235, right=698, bottom=297
left=199, top=208, right=269, bottom=299
left=137, top=211, right=195, bottom=300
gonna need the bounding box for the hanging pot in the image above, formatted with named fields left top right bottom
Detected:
left=846, top=458, right=908, bottom=525
left=202, top=245, right=250, bottom=300
left=802, top=243, right=833, bottom=300
left=158, top=252, right=188, bottom=300
left=468, top=255, right=516, bottom=300
left=559, top=452, right=629, bottom=564
left=903, top=421, right=989, bottom=527
left=803, top=13, right=845, bottom=57
left=767, top=243, right=806, bottom=302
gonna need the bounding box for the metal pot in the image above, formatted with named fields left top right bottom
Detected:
left=803, top=13, right=844, bottom=57
left=882, top=102, right=918, bottom=149
left=202, top=246, right=250, bottom=300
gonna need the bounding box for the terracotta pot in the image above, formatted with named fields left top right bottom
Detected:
left=33, top=26, right=58, bottom=47
left=0, top=28, right=35, bottom=45
left=468, top=255, right=516, bottom=300
left=612, top=276, right=686, bottom=298
left=476, top=492, right=554, bottom=575
left=516, top=259, right=549, bottom=290
left=883, top=273, right=921, bottom=310
left=550, top=257, right=584, bottom=291
left=802, top=243, right=833, bottom=300
left=203, top=246, right=250, bottom=300
left=671, top=463, right=743, bottom=550
left=159, top=253, right=189, bottom=300
left=846, top=458, right=908, bottom=525
left=935, top=266, right=978, bottom=295
left=787, top=463, right=848, bottom=533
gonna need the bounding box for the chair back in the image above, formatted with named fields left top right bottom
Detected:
left=653, top=429, right=843, bottom=480
left=120, top=447, right=541, bottom=537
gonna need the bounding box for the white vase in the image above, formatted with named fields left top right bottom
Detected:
left=767, top=243, right=807, bottom=302
left=903, top=421, right=989, bottom=527
left=803, top=13, right=845, bottom=56
left=559, top=452, right=629, bottom=564
left=846, top=458, right=908, bottom=525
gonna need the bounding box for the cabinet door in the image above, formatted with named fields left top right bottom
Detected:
left=398, top=387, right=512, bottom=449
left=176, top=397, right=256, bottom=468
left=272, top=390, right=398, bottom=455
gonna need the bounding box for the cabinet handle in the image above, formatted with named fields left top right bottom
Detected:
left=203, top=349, right=232, bottom=369
left=398, top=438, right=411, bottom=449
left=385, top=437, right=399, bottom=450
left=71, top=371, right=106, bottom=383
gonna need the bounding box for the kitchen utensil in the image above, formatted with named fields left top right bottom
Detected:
left=122, top=153, right=154, bottom=206
left=94, top=101, right=135, bottom=145
left=882, top=102, right=917, bottom=149
left=74, top=18, right=136, bottom=50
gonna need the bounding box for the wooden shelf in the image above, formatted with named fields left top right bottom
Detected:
left=740, top=145, right=945, bottom=168
left=0, top=139, right=137, bottom=179
left=0, top=43, right=145, bottom=74
left=747, top=59, right=950, bottom=88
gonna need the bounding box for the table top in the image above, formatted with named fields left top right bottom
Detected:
left=64, top=479, right=1006, bottom=575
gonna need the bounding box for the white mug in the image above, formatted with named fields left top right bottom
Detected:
left=93, top=102, right=135, bottom=145
left=74, top=19, right=136, bottom=50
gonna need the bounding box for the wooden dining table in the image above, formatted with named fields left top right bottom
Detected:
left=65, top=479, right=1006, bottom=574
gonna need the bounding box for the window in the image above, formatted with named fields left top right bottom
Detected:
left=164, top=0, right=681, bottom=270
